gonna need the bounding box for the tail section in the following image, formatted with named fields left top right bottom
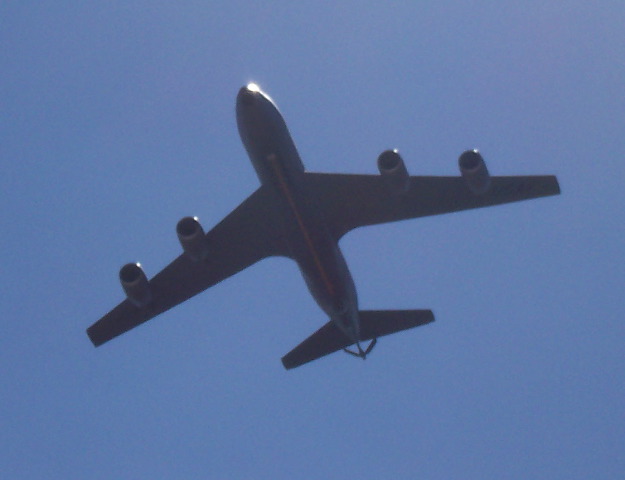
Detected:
left=281, top=309, right=434, bottom=370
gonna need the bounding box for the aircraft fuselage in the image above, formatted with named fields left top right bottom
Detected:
left=236, top=84, right=360, bottom=342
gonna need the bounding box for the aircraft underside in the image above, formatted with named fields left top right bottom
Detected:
left=87, top=83, right=560, bottom=369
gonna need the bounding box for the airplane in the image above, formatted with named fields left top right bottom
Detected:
left=87, top=83, right=560, bottom=369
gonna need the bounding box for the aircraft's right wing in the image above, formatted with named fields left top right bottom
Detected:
left=303, top=173, right=560, bottom=240
left=87, top=185, right=291, bottom=347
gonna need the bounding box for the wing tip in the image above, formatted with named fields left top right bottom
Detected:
left=281, top=357, right=295, bottom=370
left=552, top=176, right=561, bottom=195
left=86, top=325, right=105, bottom=347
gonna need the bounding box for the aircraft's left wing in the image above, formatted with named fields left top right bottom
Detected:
left=87, top=185, right=290, bottom=347
left=303, top=173, right=560, bottom=240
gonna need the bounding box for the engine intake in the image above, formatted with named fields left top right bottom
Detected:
left=377, top=149, right=409, bottom=194
left=459, top=149, right=491, bottom=195
left=177, top=216, right=209, bottom=261
left=119, top=263, right=152, bottom=308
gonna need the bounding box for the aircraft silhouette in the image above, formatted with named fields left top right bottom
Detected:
left=87, top=84, right=560, bottom=369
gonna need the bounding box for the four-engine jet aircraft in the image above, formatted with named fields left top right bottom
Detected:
left=87, top=83, right=560, bottom=369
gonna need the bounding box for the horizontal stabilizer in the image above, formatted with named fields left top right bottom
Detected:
left=281, top=309, right=434, bottom=370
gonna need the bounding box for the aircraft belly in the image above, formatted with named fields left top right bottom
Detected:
left=236, top=88, right=361, bottom=325
left=290, top=229, right=357, bottom=316
left=260, top=165, right=359, bottom=320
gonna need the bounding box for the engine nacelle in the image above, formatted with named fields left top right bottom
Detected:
left=177, top=216, right=209, bottom=261
left=459, top=149, right=491, bottom=195
left=119, top=263, right=152, bottom=308
left=377, top=149, right=409, bottom=194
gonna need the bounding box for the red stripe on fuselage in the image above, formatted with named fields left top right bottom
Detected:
left=267, top=154, right=335, bottom=297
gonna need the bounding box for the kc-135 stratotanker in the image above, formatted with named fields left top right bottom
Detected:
left=87, top=83, right=560, bottom=369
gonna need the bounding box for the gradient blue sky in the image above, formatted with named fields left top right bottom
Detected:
left=2, top=2, right=624, bottom=478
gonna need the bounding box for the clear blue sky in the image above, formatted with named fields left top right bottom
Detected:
left=2, top=2, right=624, bottom=479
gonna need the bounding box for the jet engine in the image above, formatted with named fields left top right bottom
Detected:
left=377, top=149, right=409, bottom=194
left=459, top=149, right=491, bottom=195
left=177, top=216, right=209, bottom=261
left=119, top=263, right=152, bottom=308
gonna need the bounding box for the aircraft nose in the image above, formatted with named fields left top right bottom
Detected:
left=237, top=83, right=261, bottom=107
